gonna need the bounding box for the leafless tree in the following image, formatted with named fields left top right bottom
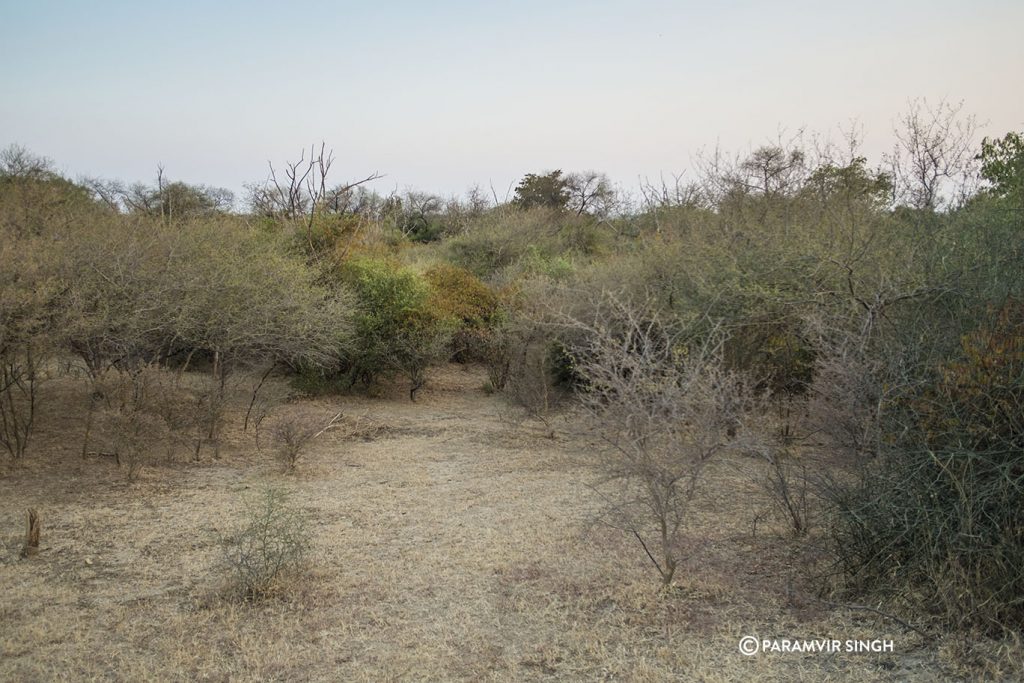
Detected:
left=737, top=146, right=808, bottom=198
left=0, top=145, right=53, bottom=179
left=886, top=98, right=979, bottom=211
left=565, top=171, right=617, bottom=217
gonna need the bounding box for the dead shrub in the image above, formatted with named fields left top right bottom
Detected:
left=760, top=449, right=814, bottom=537
left=220, top=487, right=311, bottom=601
left=559, top=292, right=768, bottom=586
left=83, top=364, right=204, bottom=476
left=269, top=411, right=342, bottom=471
left=825, top=300, right=1024, bottom=633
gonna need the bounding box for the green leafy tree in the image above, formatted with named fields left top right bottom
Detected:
left=513, top=170, right=569, bottom=210
left=980, top=131, right=1024, bottom=205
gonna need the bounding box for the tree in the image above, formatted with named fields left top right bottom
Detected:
left=1, top=145, right=101, bottom=236
left=0, top=145, right=53, bottom=180
left=979, top=131, right=1024, bottom=206
left=0, top=236, right=54, bottom=459
left=804, top=157, right=892, bottom=207
left=245, top=143, right=381, bottom=255
left=0, top=146, right=85, bottom=458
left=736, top=146, right=807, bottom=198
left=59, top=214, right=354, bottom=460
left=565, top=171, right=616, bottom=217
left=512, top=170, right=570, bottom=210
left=338, top=257, right=452, bottom=400
left=886, top=99, right=979, bottom=211
left=84, top=167, right=234, bottom=219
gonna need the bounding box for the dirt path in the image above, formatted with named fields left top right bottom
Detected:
left=0, top=365, right=955, bottom=681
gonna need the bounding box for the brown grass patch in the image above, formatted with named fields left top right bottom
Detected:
left=1, top=364, right=1018, bottom=680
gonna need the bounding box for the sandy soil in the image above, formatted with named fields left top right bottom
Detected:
left=0, top=365, right=1007, bottom=681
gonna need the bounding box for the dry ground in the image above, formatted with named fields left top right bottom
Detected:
left=0, top=365, right=1016, bottom=681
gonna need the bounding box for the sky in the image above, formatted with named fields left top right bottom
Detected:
left=2, top=0, right=1022, bottom=202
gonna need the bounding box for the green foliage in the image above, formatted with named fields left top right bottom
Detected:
left=803, top=157, right=892, bottom=207
left=513, top=170, right=569, bottom=211
left=980, top=131, right=1024, bottom=204
left=338, top=257, right=453, bottom=398
left=425, top=263, right=503, bottom=362
left=60, top=216, right=352, bottom=376
left=299, top=212, right=364, bottom=258
left=424, top=263, right=500, bottom=327
left=138, top=181, right=234, bottom=219
left=446, top=207, right=605, bottom=280
left=1, top=145, right=103, bottom=237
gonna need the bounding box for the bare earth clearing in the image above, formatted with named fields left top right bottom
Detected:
left=0, top=365, right=973, bottom=681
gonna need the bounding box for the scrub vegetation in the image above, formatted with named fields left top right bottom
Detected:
left=2, top=101, right=1023, bottom=680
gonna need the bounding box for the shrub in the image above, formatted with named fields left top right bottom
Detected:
left=269, top=411, right=342, bottom=471
left=87, top=364, right=193, bottom=477
left=424, top=264, right=499, bottom=327
left=445, top=206, right=606, bottom=280
left=481, top=281, right=572, bottom=419
left=557, top=292, right=766, bottom=586
left=338, top=257, right=453, bottom=399
left=55, top=215, right=353, bottom=459
left=0, top=173, right=66, bottom=459
left=220, top=487, right=311, bottom=600
left=827, top=300, right=1024, bottom=632
left=424, top=264, right=502, bottom=362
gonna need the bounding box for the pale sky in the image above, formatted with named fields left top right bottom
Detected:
left=2, top=0, right=1022, bottom=201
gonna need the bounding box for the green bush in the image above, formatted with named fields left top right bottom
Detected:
left=445, top=206, right=606, bottom=280
left=338, top=257, right=453, bottom=399
left=425, top=263, right=502, bottom=362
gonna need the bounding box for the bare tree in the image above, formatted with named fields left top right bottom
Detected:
left=886, top=98, right=979, bottom=211
left=737, top=146, right=808, bottom=198
left=565, top=171, right=617, bottom=217
left=0, top=145, right=53, bottom=179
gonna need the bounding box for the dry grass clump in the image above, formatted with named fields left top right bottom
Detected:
left=335, top=413, right=394, bottom=442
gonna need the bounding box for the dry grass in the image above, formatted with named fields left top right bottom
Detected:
left=0, top=364, right=1018, bottom=681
